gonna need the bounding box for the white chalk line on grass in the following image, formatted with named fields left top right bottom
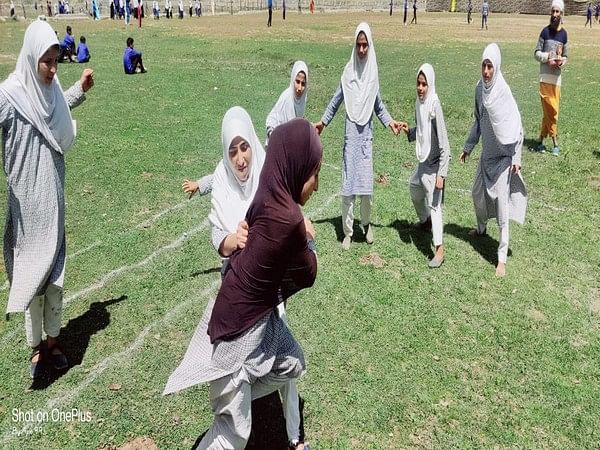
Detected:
left=406, top=179, right=569, bottom=214
left=0, top=200, right=198, bottom=293
left=0, top=278, right=221, bottom=445
left=64, top=218, right=209, bottom=307
left=0, top=217, right=209, bottom=349
left=1, top=191, right=342, bottom=443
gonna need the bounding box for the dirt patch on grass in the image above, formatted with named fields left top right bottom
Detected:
left=589, top=174, right=600, bottom=190
left=100, top=437, right=157, bottom=450
left=375, top=173, right=390, bottom=186
left=359, top=252, right=386, bottom=268
left=590, top=299, right=600, bottom=315
left=527, top=308, right=546, bottom=322
left=570, top=335, right=588, bottom=348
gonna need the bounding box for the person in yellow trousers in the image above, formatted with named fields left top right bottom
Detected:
left=534, top=0, right=568, bottom=156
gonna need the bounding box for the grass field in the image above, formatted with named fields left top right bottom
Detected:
left=0, top=10, right=599, bottom=450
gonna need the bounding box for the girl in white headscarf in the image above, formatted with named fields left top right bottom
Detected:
left=403, top=63, right=450, bottom=268
left=194, top=107, right=307, bottom=450
left=182, top=62, right=308, bottom=197
left=460, top=43, right=528, bottom=277
left=0, top=20, right=94, bottom=379
left=315, top=22, right=403, bottom=250
left=265, top=60, right=308, bottom=145
left=208, top=106, right=265, bottom=259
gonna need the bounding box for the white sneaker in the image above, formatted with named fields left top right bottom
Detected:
left=365, top=225, right=374, bottom=244
left=342, top=236, right=351, bottom=250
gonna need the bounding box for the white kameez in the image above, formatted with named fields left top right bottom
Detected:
left=0, top=21, right=85, bottom=316
left=408, top=64, right=450, bottom=247
left=464, top=83, right=528, bottom=263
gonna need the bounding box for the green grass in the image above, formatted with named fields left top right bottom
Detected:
left=0, top=11, right=599, bottom=449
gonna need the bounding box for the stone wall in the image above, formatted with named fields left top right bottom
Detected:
left=426, top=0, right=591, bottom=15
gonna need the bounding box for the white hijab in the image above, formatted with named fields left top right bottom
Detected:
left=266, top=60, right=308, bottom=131
left=0, top=20, right=75, bottom=154
left=341, top=22, right=379, bottom=126
left=481, top=43, right=522, bottom=146
left=209, top=107, right=266, bottom=234
left=415, top=63, right=440, bottom=163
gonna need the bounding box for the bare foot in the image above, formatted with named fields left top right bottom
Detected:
left=495, top=262, right=506, bottom=277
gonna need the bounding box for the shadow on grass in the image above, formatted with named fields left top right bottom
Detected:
left=191, top=267, right=221, bottom=277
left=390, top=219, right=434, bottom=259
left=314, top=216, right=372, bottom=243
left=29, top=295, right=127, bottom=391
left=524, top=137, right=541, bottom=151
left=192, top=392, right=305, bottom=449
left=593, top=149, right=600, bottom=159
left=445, top=223, right=511, bottom=266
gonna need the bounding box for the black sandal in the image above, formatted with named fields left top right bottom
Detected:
left=48, top=344, right=69, bottom=370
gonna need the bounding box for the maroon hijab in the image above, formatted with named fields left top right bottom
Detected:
left=208, top=119, right=323, bottom=342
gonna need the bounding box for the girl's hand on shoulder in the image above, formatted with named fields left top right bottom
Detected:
left=80, top=68, right=94, bottom=92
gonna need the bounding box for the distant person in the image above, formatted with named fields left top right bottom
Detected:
left=10, top=0, right=15, bottom=17
left=123, top=37, right=147, bottom=74
left=309, top=0, right=314, bottom=14
left=467, top=0, right=472, bottom=23
left=403, top=0, right=408, bottom=25
left=282, top=0, right=286, bottom=20
left=533, top=0, right=568, bottom=156
left=58, top=25, right=75, bottom=62
left=267, top=0, right=272, bottom=27
left=188, top=0, right=192, bottom=16
left=410, top=0, right=417, bottom=24
left=595, top=3, right=600, bottom=22
left=76, top=36, right=90, bottom=63
left=482, top=0, right=489, bottom=30
left=585, top=2, right=593, bottom=27
left=178, top=0, right=183, bottom=18
left=389, top=0, right=393, bottom=16
left=110, top=0, right=115, bottom=18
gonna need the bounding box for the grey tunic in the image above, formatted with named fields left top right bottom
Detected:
left=463, top=82, right=527, bottom=226
left=1, top=82, right=86, bottom=313
left=321, top=83, right=392, bottom=196
left=407, top=100, right=451, bottom=208
left=163, top=297, right=304, bottom=395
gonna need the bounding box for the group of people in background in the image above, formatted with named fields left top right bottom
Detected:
left=0, top=0, right=571, bottom=448
left=585, top=2, right=600, bottom=27
left=57, top=25, right=91, bottom=63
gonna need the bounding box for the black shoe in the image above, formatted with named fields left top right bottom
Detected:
left=49, top=346, right=69, bottom=370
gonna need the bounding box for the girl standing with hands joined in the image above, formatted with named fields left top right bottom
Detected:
left=0, top=20, right=94, bottom=378
left=315, top=22, right=403, bottom=250
left=403, top=63, right=450, bottom=268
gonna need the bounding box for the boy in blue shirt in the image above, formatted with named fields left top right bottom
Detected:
left=59, top=25, right=76, bottom=62
left=123, top=37, right=147, bottom=74
left=77, top=36, right=91, bottom=63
